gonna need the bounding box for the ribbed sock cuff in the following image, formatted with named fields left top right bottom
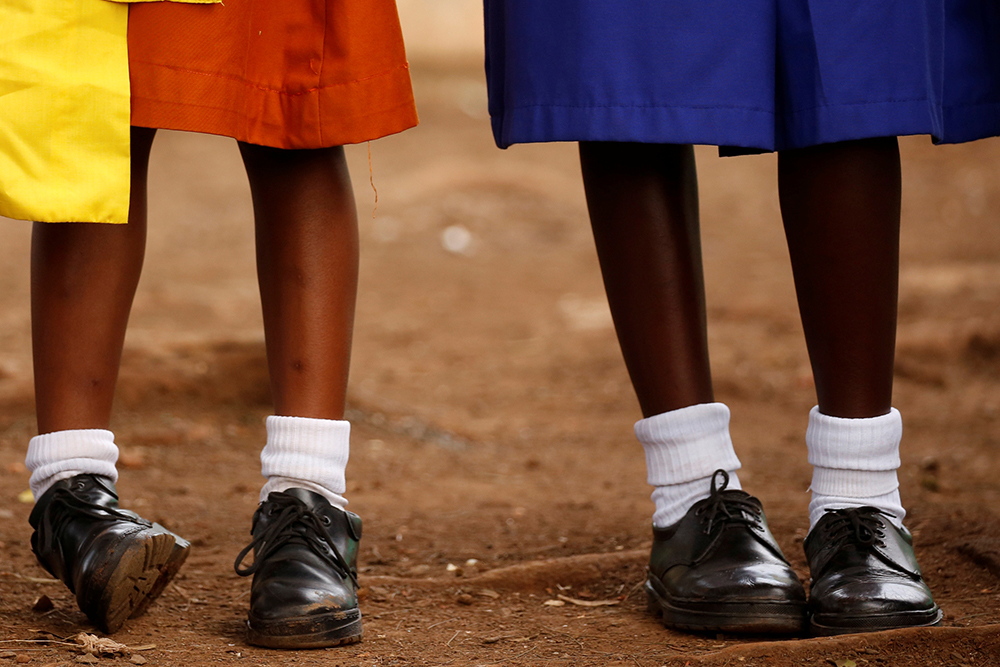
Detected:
left=25, top=429, right=119, bottom=499
left=636, top=403, right=742, bottom=528
left=260, top=416, right=350, bottom=508
left=807, top=406, right=901, bottom=497
left=635, top=402, right=742, bottom=487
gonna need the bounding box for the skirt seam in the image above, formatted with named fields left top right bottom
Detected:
left=786, top=96, right=928, bottom=115
left=500, top=102, right=775, bottom=114
left=131, top=96, right=418, bottom=121
left=128, top=60, right=412, bottom=97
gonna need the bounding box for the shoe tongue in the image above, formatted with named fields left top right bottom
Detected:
left=279, top=487, right=330, bottom=509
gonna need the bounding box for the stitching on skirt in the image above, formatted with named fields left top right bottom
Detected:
left=501, top=102, right=775, bottom=114
left=129, top=61, right=411, bottom=97
left=503, top=97, right=931, bottom=116
left=786, top=96, right=928, bottom=115
left=130, top=95, right=416, bottom=121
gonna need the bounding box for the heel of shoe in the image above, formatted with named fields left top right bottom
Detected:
left=129, top=528, right=191, bottom=620
left=79, top=530, right=178, bottom=633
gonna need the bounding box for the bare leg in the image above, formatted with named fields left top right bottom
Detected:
left=32, top=127, right=156, bottom=433
left=778, top=137, right=900, bottom=419
left=587, top=149, right=807, bottom=635
left=784, top=139, right=943, bottom=635
left=238, top=143, right=359, bottom=419
left=579, top=142, right=712, bottom=417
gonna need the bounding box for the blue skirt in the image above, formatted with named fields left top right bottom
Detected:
left=484, top=0, right=1000, bottom=151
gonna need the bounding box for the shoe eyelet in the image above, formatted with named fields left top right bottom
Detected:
left=321, top=515, right=332, bottom=526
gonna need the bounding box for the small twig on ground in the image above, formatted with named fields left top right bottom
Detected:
left=622, top=579, right=645, bottom=600
left=0, top=640, right=78, bottom=647
left=0, top=572, right=59, bottom=584
left=170, top=582, right=190, bottom=597
left=445, top=630, right=461, bottom=647
left=540, top=625, right=585, bottom=648
left=557, top=593, right=620, bottom=607
left=427, top=617, right=457, bottom=629
left=482, top=632, right=538, bottom=645
left=951, top=612, right=991, bottom=621
left=510, top=645, right=537, bottom=660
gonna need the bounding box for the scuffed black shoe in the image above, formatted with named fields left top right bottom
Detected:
left=805, top=507, right=942, bottom=636
left=235, top=489, right=363, bottom=648
left=645, top=470, right=806, bottom=634
left=29, top=474, right=190, bottom=633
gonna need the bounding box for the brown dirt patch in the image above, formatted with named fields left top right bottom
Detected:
left=1, top=61, right=1000, bottom=666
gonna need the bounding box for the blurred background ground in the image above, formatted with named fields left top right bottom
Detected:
left=1, top=4, right=1000, bottom=666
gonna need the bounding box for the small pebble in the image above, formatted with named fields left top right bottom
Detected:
left=441, top=225, right=473, bottom=255
left=75, top=655, right=99, bottom=664
left=31, top=595, right=54, bottom=614
left=456, top=593, right=475, bottom=606
left=14, top=656, right=29, bottom=665
left=130, top=656, right=148, bottom=665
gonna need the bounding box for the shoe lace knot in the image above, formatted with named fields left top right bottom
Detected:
left=819, top=507, right=889, bottom=550
left=234, top=492, right=358, bottom=588
left=694, top=469, right=763, bottom=534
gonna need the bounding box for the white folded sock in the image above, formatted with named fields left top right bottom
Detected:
left=260, top=415, right=350, bottom=508
left=807, top=406, right=906, bottom=530
left=635, top=402, right=742, bottom=528
left=25, top=429, right=119, bottom=499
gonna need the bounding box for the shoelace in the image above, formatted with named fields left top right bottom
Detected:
left=36, top=480, right=151, bottom=557
left=694, top=469, right=763, bottom=534
left=814, top=507, right=926, bottom=580
left=234, top=492, right=357, bottom=588
left=817, top=506, right=889, bottom=550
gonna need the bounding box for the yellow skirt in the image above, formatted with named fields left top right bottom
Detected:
left=0, top=0, right=131, bottom=224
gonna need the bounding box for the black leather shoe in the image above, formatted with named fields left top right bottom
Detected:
left=235, top=489, right=363, bottom=648
left=645, top=470, right=806, bottom=634
left=29, top=474, right=190, bottom=633
left=805, top=507, right=942, bottom=636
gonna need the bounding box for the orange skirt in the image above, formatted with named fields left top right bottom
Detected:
left=127, top=0, right=418, bottom=149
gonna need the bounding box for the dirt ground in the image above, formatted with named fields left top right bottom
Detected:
left=2, top=56, right=1000, bottom=666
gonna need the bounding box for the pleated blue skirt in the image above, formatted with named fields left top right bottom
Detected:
left=484, top=0, right=1000, bottom=151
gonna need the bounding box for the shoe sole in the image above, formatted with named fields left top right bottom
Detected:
left=810, top=606, right=944, bottom=636
left=246, top=608, right=363, bottom=649
left=77, top=530, right=179, bottom=634
left=129, top=526, right=192, bottom=620
left=646, top=579, right=806, bottom=635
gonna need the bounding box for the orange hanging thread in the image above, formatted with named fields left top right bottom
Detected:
left=367, top=141, right=378, bottom=218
